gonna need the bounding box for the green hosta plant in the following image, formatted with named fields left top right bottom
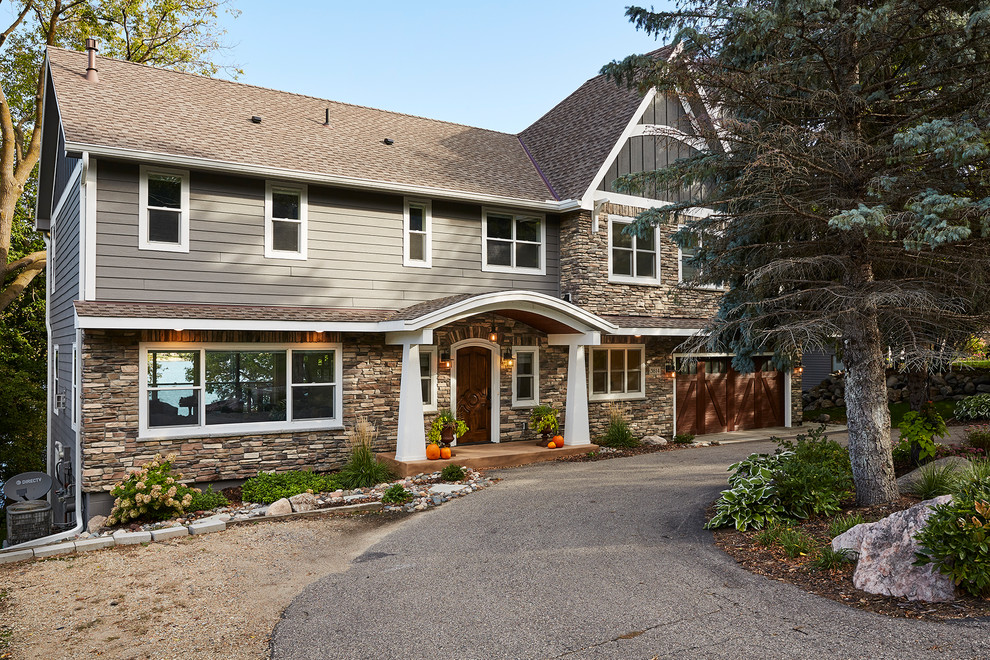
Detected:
left=107, top=454, right=198, bottom=525
left=705, top=451, right=790, bottom=530
left=897, top=404, right=947, bottom=464
left=914, top=476, right=990, bottom=598
left=955, top=394, right=990, bottom=422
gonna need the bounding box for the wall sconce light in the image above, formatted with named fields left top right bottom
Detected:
left=502, top=347, right=514, bottom=367
left=795, top=366, right=804, bottom=374
left=665, top=358, right=676, bottom=378
left=440, top=349, right=450, bottom=368
left=488, top=313, right=498, bottom=343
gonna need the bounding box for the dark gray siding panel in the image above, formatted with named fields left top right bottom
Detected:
left=94, top=161, right=559, bottom=308
left=801, top=350, right=835, bottom=391
left=598, top=136, right=701, bottom=202
left=51, top=178, right=81, bottom=449
left=53, top=134, right=80, bottom=205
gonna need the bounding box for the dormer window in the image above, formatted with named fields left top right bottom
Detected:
left=482, top=209, right=545, bottom=274
left=265, top=182, right=308, bottom=259
left=139, top=166, right=189, bottom=252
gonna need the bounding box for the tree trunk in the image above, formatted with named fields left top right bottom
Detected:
left=842, top=310, right=898, bottom=506
left=905, top=368, right=929, bottom=412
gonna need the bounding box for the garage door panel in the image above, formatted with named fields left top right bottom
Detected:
left=676, top=356, right=786, bottom=436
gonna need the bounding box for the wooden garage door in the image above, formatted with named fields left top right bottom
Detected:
left=676, top=357, right=784, bottom=436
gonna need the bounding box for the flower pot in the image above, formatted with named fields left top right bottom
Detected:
left=441, top=426, right=455, bottom=445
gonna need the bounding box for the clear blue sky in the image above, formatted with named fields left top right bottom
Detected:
left=220, top=1, right=674, bottom=134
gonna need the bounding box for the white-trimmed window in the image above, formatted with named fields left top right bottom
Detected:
left=52, top=345, right=60, bottom=416
left=608, top=215, right=659, bottom=284
left=590, top=345, right=645, bottom=400
left=482, top=209, right=545, bottom=274
left=678, top=224, right=722, bottom=289
left=141, top=343, right=341, bottom=438
left=511, top=346, right=539, bottom=407
left=265, top=182, right=308, bottom=259
left=139, top=165, right=190, bottom=252
left=71, top=344, right=79, bottom=430
left=404, top=199, right=432, bottom=267
left=419, top=346, right=438, bottom=412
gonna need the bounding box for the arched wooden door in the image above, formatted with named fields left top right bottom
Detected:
left=455, top=346, right=491, bottom=444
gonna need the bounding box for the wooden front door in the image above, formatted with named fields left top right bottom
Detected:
left=455, top=346, right=491, bottom=444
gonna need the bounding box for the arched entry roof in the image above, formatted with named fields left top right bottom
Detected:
left=381, top=291, right=618, bottom=335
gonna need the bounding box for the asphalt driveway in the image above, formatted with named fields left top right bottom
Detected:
left=270, top=441, right=990, bottom=659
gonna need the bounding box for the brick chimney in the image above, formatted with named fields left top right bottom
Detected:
left=85, top=38, right=99, bottom=83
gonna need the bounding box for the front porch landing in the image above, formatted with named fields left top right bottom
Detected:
left=377, top=440, right=599, bottom=478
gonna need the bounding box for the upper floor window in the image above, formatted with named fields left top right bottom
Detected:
left=482, top=210, right=545, bottom=274
left=139, top=166, right=189, bottom=252
left=265, top=182, right=308, bottom=260
left=511, top=346, right=539, bottom=407
left=404, top=199, right=432, bottom=268
left=590, top=345, right=645, bottom=401
left=678, top=224, right=722, bottom=289
left=609, top=215, right=659, bottom=284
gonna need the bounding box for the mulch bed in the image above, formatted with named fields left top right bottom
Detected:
left=711, top=498, right=990, bottom=621
left=552, top=441, right=695, bottom=463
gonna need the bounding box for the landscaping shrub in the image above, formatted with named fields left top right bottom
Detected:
left=107, top=454, right=198, bottom=525
left=338, top=417, right=394, bottom=489
left=812, top=547, right=854, bottom=571
left=897, top=403, right=947, bottom=464
left=187, top=485, right=229, bottom=512
left=672, top=433, right=695, bottom=444
left=440, top=464, right=466, bottom=481
left=828, top=513, right=866, bottom=538
left=776, top=527, right=818, bottom=558
left=910, top=461, right=963, bottom=499
left=914, top=474, right=990, bottom=598
left=955, top=394, right=990, bottom=421
left=598, top=405, right=638, bottom=448
left=706, top=426, right=853, bottom=530
left=965, top=424, right=990, bottom=453
left=381, top=484, right=413, bottom=504
left=241, top=470, right=341, bottom=504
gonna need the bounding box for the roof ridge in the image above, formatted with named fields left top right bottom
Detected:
left=47, top=46, right=519, bottom=137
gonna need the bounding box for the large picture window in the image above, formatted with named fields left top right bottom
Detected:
left=141, top=343, right=340, bottom=436
left=482, top=209, right=545, bottom=273
left=590, top=345, right=645, bottom=400
left=139, top=166, right=189, bottom=252
left=609, top=215, right=659, bottom=284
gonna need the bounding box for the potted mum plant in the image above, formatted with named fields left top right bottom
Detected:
left=427, top=408, right=468, bottom=459
left=529, top=404, right=560, bottom=445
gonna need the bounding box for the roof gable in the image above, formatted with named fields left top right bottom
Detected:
left=47, top=48, right=553, bottom=203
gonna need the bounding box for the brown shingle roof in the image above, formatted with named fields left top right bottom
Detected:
left=602, top=315, right=708, bottom=329
left=48, top=48, right=554, bottom=202
left=74, top=301, right=394, bottom=323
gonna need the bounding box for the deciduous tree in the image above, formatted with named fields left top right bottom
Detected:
left=605, top=1, right=990, bottom=504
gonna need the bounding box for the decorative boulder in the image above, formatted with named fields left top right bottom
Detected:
left=289, top=492, right=319, bottom=513
left=641, top=435, right=668, bottom=446
left=265, top=498, right=292, bottom=516
left=831, top=522, right=870, bottom=559
left=87, top=515, right=107, bottom=533
left=834, top=496, right=956, bottom=602
left=895, top=456, right=970, bottom=495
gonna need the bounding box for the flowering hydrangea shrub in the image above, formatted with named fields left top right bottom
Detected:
left=107, top=454, right=199, bottom=525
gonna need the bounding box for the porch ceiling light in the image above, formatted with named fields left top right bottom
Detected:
left=488, top=313, right=498, bottom=343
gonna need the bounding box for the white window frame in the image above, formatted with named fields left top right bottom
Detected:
left=403, top=198, right=432, bottom=268
left=419, top=346, right=438, bottom=412
left=589, top=344, right=647, bottom=402
left=139, top=165, right=190, bottom=252
left=677, top=223, right=722, bottom=290
left=481, top=208, right=546, bottom=275
left=511, top=346, right=540, bottom=408
left=52, top=345, right=60, bottom=416
left=265, top=182, right=308, bottom=260
left=71, top=343, right=79, bottom=430
left=607, top=214, right=661, bottom=285
left=139, top=342, right=342, bottom=439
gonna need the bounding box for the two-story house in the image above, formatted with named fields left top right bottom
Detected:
left=35, top=43, right=802, bottom=522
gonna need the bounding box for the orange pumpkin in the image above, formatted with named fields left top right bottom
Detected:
left=440, top=447, right=452, bottom=459
left=426, top=443, right=441, bottom=460
left=552, top=435, right=564, bottom=446
left=547, top=442, right=556, bottom=449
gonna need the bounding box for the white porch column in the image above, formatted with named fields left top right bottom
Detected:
left=387, top=330, right=433, bottom=462
left=550, top=332, right=600, bottom=447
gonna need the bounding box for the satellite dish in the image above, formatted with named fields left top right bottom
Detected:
left=2, top=472, right=53, bottom=501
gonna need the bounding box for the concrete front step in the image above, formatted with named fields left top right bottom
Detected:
left=377, top=440, right=599, bottom=477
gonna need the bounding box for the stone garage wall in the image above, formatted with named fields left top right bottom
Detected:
left=803, top=368, right=990, bottom=412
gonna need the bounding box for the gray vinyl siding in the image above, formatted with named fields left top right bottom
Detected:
left=51, top=177, right=81, bottom=449
left=94, top=160, right=560, bottom=308
left=801, top=349, right=835, bottom=391
left=52, top=134, right=80, bottom=206
left=599, top=93, right=703, bottom=202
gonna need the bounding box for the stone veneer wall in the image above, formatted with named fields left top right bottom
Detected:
left=81, top=329, right=402, bottom=494
left=559, top=203, right=720, bottom=318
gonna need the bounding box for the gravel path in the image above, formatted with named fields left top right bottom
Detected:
left=0, top=513, right=407, bottom=659
left=271, top=442, right=990, bottom=660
